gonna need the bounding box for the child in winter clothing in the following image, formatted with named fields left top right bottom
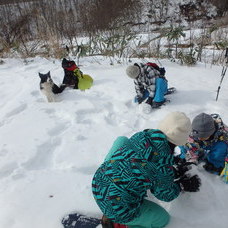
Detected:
left=180, top=113, right=228, bottom=175
left=126, top=63, right=168, bottom=108
left=92, top=112, right=201, bottom=228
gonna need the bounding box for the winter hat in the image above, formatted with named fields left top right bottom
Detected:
left=157, top=112, right=191, bottom=146
left=126, top=65, right=140, bottom=79
left=192, top=113, right=215, bottom=138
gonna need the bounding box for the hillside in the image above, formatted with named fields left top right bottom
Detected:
left=0, top=56, right=228, bottom=228
left=0, top=0, right=227, bottom=60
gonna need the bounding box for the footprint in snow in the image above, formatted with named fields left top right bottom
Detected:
left=0, top=162, right=18, bottom=179
left=47, top=122, right=69, bottom=136
left=125, top=99, right=136, bottom=108
left=73, top=165, right=98, bottom=175
left=0, top=103, right=27, bottom=127
left=77, top=135, right=87, bottom=140
left=30, top=90, right=40, bottom=97
left=5, top=103, right=27, bottom=118
left=22, top=138, right=62, bottom=170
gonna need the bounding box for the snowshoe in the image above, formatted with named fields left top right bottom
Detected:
left=165, top=87, right=176, bottom=95
left=141, top=99, right=170, bottom=114
left=152, top=99, right=170, bottom=109
left=62, top=213, right=127, bottom=228
left=62, top=213, right=101, bottom=228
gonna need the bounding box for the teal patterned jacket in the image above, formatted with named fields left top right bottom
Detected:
left=92, top=129, right=181, bottom=224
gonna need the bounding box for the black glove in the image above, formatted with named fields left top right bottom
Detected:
left=145, top=97, right=153, bottom=106
left=159, top=67, right=166, bottom=76
left=174, top=161, right=197, bottom=178
left=136, top=96, right=144, bottom=104
left=174, top=156, right=186, bottom=166
left=203, top=162, right=214, bottom=172
left=203, top=161, right=223, bottom=175
left=177, top=174, right=201, bottom=192
left=174, top=156, right=197, bottom=177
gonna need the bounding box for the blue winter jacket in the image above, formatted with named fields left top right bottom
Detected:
left=207, top=141, right=228, bottom=168
left=180, top=127, right=228, bottom=170
left=92, top=129, right=180, bottom=224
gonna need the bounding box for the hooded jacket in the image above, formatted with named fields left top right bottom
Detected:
left=92, top=129, right=180, bottom=224
left=134, top=63, right=161, bottom=98
left=181, top=114, right=228, bottom=170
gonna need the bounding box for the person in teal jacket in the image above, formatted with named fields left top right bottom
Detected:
left=92, top=112, right=201, bottom=228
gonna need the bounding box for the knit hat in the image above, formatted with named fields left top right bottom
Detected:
left=126, top=65, right=140, bottom=79
left=192, top=113, right=215, bottom=138
left=157, top=112, right=191, bottom=146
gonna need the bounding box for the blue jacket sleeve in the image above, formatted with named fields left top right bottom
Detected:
left=206, top=141, right=228, bottom=168
left=179, top=145, right=187, bottom=159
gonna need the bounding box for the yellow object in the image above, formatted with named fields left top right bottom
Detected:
left=220, top=161, right=228, bottom=183
left=73, top=69, right=93, bottom=90
left=74, top=69, right=82, bottom=77
left=78, top=74, right=93, bottom=91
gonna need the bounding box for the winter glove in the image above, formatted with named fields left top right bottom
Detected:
left=174, top=160, right=197, bottom=179
left=145, top=97, right=153, bottom=106
left=174, top=156, right=186, bottom=165
left=159, top=67, right=166, bottom=76
left=203, top=161, right=223, bottom=175
left=177, top=174, right=201, bottom=192
left=136, top=96, right=144, bottom=104
left=174, top=163, right=192, bottom=178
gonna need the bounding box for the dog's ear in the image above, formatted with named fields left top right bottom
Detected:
left=39, top=72, right=48, bottom=82
left=47, top=71, right=51, bottom=77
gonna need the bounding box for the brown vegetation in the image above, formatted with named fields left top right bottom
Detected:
left=0, top=0, right=227, bottom=64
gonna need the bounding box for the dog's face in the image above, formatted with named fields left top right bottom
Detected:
left=39, top=71, right=53, bottom=84
left=39, top=71, right=56, bottom=102
left=62, top=58, right=77, bottom=71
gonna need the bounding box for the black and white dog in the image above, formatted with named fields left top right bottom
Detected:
left=39, top=71, right=65, bottom=102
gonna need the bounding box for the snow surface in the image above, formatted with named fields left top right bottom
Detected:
left=0, top=56, right=228, bottom=228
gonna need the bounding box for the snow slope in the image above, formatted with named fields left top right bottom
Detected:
left=0, top=56, right=228, bottom=228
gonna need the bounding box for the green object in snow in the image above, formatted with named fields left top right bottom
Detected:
left=78, top=74, right=93, bottom=90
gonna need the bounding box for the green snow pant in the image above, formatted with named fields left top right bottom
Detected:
left=125, top=200, right=170, bottom=228
left=104, top=137, right=170, bottom=228
left=104, top=136, right=129, bottom=161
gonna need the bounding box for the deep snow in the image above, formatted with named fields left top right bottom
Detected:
left=0, top=56, right=228, bottom=228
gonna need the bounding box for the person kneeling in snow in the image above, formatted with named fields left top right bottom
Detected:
left=92, top=112, right=201, bottom=228
left=126, top=62, right=168, bottom=109
left=179, top=113, right=228, bottom=176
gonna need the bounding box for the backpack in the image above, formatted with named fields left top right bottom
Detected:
left=146, top=62, right=166, bottom=76
left=146, top=62, right=160, bottom=70
left=211, top=114, right=228, bottom=183
left=220, top=157, right=228, bottom=184
left=211, top=113, right=228, bottom=142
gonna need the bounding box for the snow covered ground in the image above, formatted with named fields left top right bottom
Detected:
left=0, top=56, right=228, bottom=228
